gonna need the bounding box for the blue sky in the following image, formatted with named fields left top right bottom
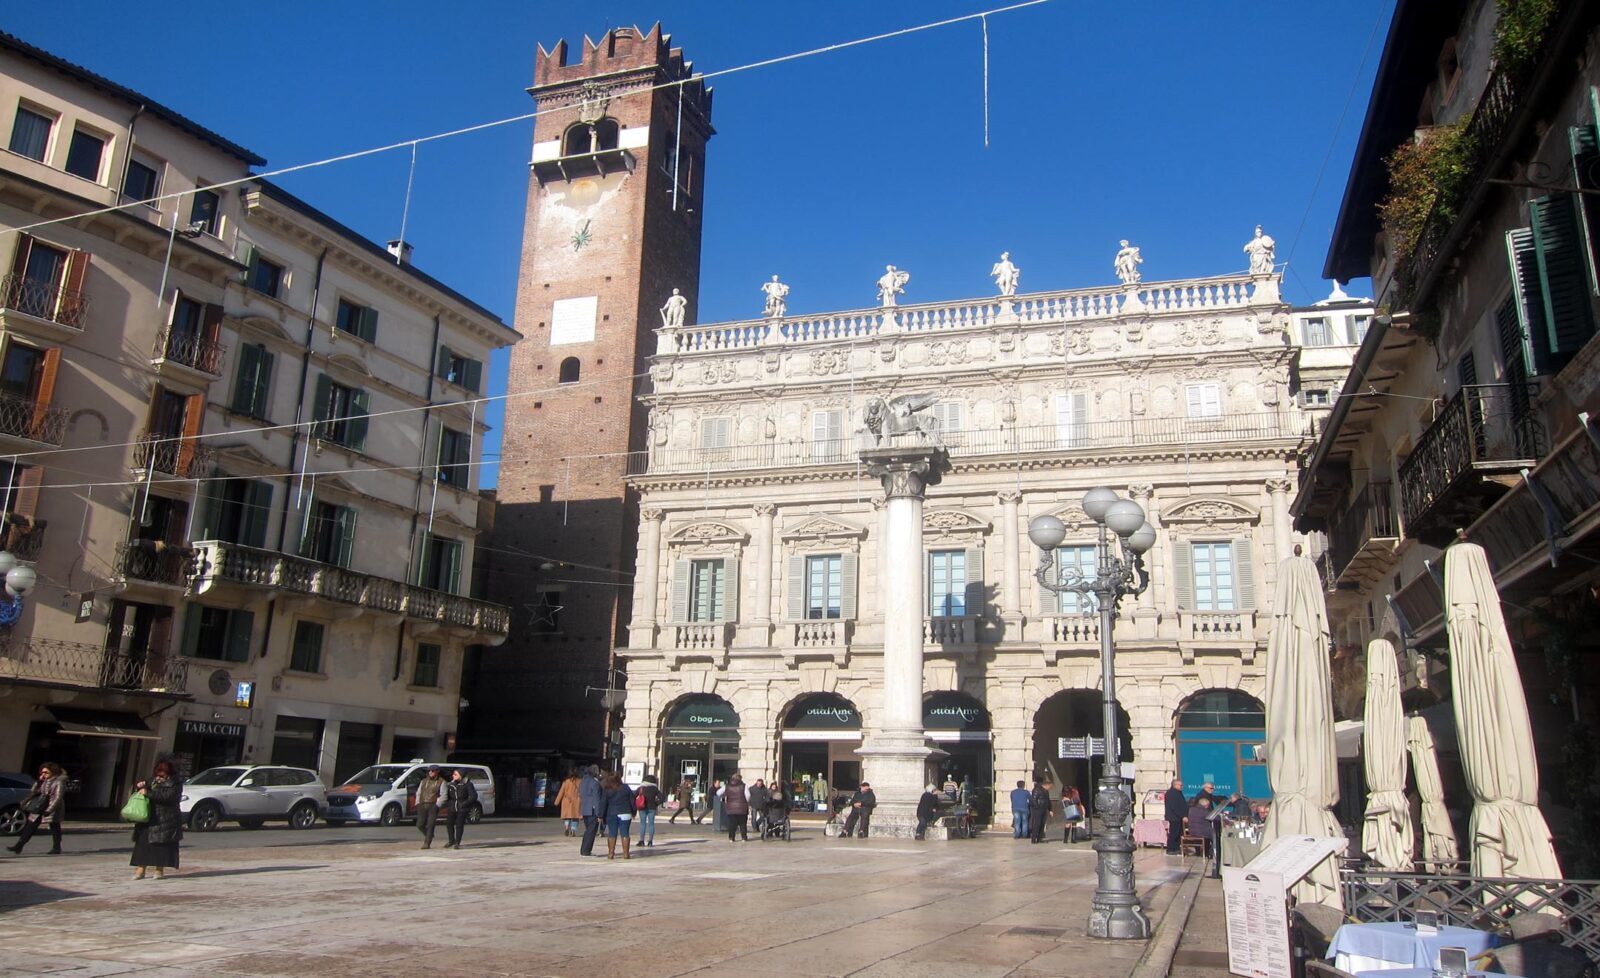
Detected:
left=3, top=1, right=1389, bottom=486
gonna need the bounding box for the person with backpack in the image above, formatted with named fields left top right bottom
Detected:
left=1027, top=779, right=1052, bottom=844
left=635, top=776, right=662, bottom=847
left=442, top=768, right=477, bottom=850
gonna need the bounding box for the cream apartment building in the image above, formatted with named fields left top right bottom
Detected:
left=0, top=33, right=514, bottom=805
left=617, top=259, right=1333, bottom=821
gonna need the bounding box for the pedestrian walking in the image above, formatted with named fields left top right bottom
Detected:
left=415, top=764, right=445, bottom=849
left=1009, top=780, right=1030, bottom=840
left=841, top=782, right=876, bottom=838
left=1163, top=778, right=1187, bottom=855
left=723, top=775, right=750, bottom=842
left=7, top=761, right=65, bottom=855
left=635, top=776, right=662, bottom=847
left=442, top=768, right=477, bottom=849
left=554, top=769, right=582, bottom=837
left=579, top=765, right=601, bottom=856
left=1027, top=779, right=1052, bottom=844
left=599, top=772, right=634, bottom=860
left=747, top=778, right=769, bottom=835
left=130, top=759, right=183, bottom=879
left=915, top=784, right=941, bottom=840
left=1060, top=785, right=1084, bottom=843
left=669, top=777, right=698, bottom=824
left=711, top=779, right=726, bottom=831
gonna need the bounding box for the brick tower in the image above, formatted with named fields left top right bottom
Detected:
left=464, top=26, right=713, bottom=770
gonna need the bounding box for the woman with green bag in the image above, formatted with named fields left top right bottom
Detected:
left=130, top=759, right=183, bottom=880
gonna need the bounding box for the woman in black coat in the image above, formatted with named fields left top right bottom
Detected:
left=131, top=759, right=183, bottom=879
left=598, top=772, right=635, bottom=860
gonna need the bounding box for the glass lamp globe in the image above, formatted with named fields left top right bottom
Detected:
left=1082, top=487, right=1119, bottom=522
left=0, top=551, right=16, bottom=578
left=1104, top=499, right=1146, bottom=538
left=1127, top=522, right=1157, bottom=555
left=5, top=564, right=36, bottom=597
left=1027, top=514, right=1066, bottom=551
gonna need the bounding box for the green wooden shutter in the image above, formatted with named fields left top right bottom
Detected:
left=721, top=557, right=740, bottom=621
left=224, top=609, right=254, bottom=663
left=840, top=553, right=858, bottom=620
left=444, top=539, right=463, bottom=594
left=238, top=244, right=256, bottom=284
left=347, top=389, right=371, bottom=452
left=669, top=559, right=691, bottom=623
left=1530, top=194, right=1598, bottom=364
left=243, top=481, right=273, bottom=549
left=197, top=470, right=227, bottom=540
left=963, top=545, right=985, bottom=617
left=231, top=344, right=261, bottom=414
left=424, top=420, right=444, bottom=481
left=1233, top=538, right=1255, bottom=610
left=463, top=358, right=483, bottom=394
left=1570, top=124, right=1600, bottom=295
left=334, top=506, right=358, bottom=568
left=180, top=603, right=203, bottom=657
left=786, top=555, right=805, bottom=620
left=436, top=346, right=452, bottom=378
left=311, top=374, right=332, bottom=440
left=358, top=306, right=378, bottom=343
left=1506, top=229, right=1547, bottom=374
left=252, top=348, right=275, bottom=419
left=1173, top=540, right=1194, bottom=609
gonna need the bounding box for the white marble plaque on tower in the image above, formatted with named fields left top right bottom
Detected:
left=550, top=295, right=598, bottom=346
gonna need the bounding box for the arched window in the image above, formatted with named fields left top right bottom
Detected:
left=558, top=357, right=580, bottom=384
left=562, top=119, right=620, bottom=156
left=592, top=119, right=619, bottom=151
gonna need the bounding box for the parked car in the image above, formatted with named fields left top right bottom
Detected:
left=0, top=771, right=34, bottom=836
left=180, top=765, right=325, bottom=831
left=324, top=762, right=496, bottom=826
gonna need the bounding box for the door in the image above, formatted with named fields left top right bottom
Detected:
left=264, top=768, right=309, bottom=814
left=232, top=768, right=274, bottom=815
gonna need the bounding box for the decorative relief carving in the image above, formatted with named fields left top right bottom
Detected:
left=1051, top=504, right=1094, bottom=533
left=923, top=510, right=990, bottom=537
left=1178, top=319, right=1223, bottom=347
left=701, top=361, right=737, bottom=384
left=781, top=515, right=866, bottom=543
left=668, top=521, right=750, bottom=545
left=1126, top=483, right=1154, bottom=500
left=641, top=508, right=665, bottom=523
left=652, top=361, right=675, bottom=383
left=925, top=340, right=971, bottom=366
left=752, top=503, right=776, bottom=518
left=1048, top=329, right=1092, bottom=357
left=1263, top=478, right=1292, bottom=495
left=810, top=349, right=851, bottom=375
left=996, top=490, right=1022, bottom=506
left=763, top=352, right=782, bottom=375
left=1162, top=497, right=1259, bottom=527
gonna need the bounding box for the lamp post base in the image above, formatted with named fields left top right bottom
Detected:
left=1086, top=776, right=1152, bottom=940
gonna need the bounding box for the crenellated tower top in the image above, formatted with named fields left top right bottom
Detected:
left=532, top=23, right=713, bottom=125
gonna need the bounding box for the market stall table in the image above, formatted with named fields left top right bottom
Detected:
left=1327, top=922, right=1497, bottom=973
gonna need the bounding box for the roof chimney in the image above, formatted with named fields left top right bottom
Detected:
left=386, top=239, right=413, bottom=265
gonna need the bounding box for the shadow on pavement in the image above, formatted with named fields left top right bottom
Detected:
left=0, top=880, right=93, bottom=910
left=170, top=864, right=329, bottom=879
left=457, top=840, right=548, bottom=850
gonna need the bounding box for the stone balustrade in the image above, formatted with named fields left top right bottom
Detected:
left=1044, top=614, right=1101, bottom=645
left=925, top=616, right=980, bottom=645
left=657, top=273, right=1264, bottom=355
left=1177, top=609, right=1256, bottom=644
left=671, top=623, right=730, bottom=651
left=793, top=620, right=847, bottom=648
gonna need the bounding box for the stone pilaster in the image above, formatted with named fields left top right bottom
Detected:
left=1128, top=484, right=1160, bottom=639
left=750, top=503, right=775, bottom=646
left=1266, top=478, right=1293, bottom=565
left=997, top=490, right=1022, bottom=624
left=630, top=508, right=664, bottom=649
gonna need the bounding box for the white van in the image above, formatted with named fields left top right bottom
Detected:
left=324, top=762, right=495, bottom=826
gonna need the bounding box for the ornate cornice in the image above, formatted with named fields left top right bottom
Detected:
left=1162, top=496, right=1260, bottom=528
left=666, top=521, right=749, bottom=546
left=780, top=515, right=866, bottom=542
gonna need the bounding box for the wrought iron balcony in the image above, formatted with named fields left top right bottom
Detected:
left=114, top=541, right=196, bottom=587
left=1398, top=384, right=1546, bottom=546
left=1327, top=481, right=1399, bottom=586
left=132, top=432, right=215, bottom=479
left=191, top=540, right=511, bottom=639
left=152, top=327, right=226, bottom=376
left=1391, top=570, right=1445, bottom=646
left=0, top=515, right=45, bottom=561
left=0, top=390, right=68, bottom=446
left=0, top=273, right=89, bottom=330
left=0, top=638, right=187, bottom=692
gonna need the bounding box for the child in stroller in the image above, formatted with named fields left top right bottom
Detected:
left=761, top=791, right=791, bottom=841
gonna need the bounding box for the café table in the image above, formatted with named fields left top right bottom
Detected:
left=1353, top=970, right=1515, bottom=978
left=1327, top=921, right=1497, bottom=973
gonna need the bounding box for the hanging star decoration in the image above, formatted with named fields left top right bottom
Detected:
left=525, top=593, right=564, bottom=633
left=571, top=219, right=592, bottom=252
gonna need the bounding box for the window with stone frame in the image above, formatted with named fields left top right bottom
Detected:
left=781, top=516, right=866, bottom=623
left=1172, top=538, right=1255, bottom=611
left=699, top=416, right=732, bottom=453
left=923, top=512, right=989, bottom=619
left=810, top=409, right=845, bottom=462
left=665, top=521, right=747, bottom=624
left=1041, top=544, right=1099, bottom=614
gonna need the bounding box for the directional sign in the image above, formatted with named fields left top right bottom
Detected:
left=1058, top=736, right=1109, bottom=759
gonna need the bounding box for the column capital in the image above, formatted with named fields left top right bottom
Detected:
left=752, top=502, right=776, bottom=517
left=1126, top=482, right=1154, bottom=500
left=641, top=508, right=665, bottom=523
left=1264, top=478, right=1292, bottom=495
left=860, top=446, right=950, bottom=500
left=997, top=490, right=1023, bottom=505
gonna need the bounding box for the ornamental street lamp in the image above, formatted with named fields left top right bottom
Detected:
left=1029, top=487, right=1156, bottom=940
left=0, top=549, right=37, bottom=629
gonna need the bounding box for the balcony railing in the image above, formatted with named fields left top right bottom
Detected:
left=152, top=327, right=226, bottom=376
left=0, top=390, right=68, bottom=446
left=670, top=623, right=730, bottom=651
left=1043, top=614, right=1101, bottom=644
left=114, top=541, right=195, bottom=587
left=792, top=619, right=849, bottom=648
left=0, top=273, right=88, bottom=330
left=1327, top=481, right=1399, bottom=583
left=925, top=616, right=982, bottom=645
left=658, top=273, right=1262, bottom=355
left=1398, top=384, right=1546, bottom=542
left=0, top=638, right=186, bottom=692
left=0, top=515, right=45, bottom=561
left=192, top=540, right=511, bottom=638
left=1391, top=570, right=1445, bottom=645
left=630, top=413, right=1307, bottom=478
left=1178, top=609, right=1256, bottom=643
left=132, top=432, right=216, bottom=479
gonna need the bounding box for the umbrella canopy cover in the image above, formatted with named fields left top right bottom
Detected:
left=1444, top=542, right=1561, bottom=880
left=1263, top=554, right=1344, bottom=909
left=1406, top=713, right=1460, bottom=869
left=1362, top=639, right=1414, bottom=870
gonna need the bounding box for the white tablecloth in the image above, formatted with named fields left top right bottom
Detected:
left=1353, top=970, right=1511, bottom=978
left=1327, top=921, right=1496, bottom=973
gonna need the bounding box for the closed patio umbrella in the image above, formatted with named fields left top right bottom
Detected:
left=1362, top=638, right=1413, bottom=870
left=1443, top=541, right=1560, bottom=880
left=1406, top=714, right=1459, bottom=870
left=1262, top=553, right=1344, bottom=909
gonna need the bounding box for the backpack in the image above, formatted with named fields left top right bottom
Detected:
left=634, top=787, right=647, bottom=810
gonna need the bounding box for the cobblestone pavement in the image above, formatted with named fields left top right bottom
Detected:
left=0, top=819, right=1203, bottom=977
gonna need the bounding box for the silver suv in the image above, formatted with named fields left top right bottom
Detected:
left=181, top=765, right=325, bottom=831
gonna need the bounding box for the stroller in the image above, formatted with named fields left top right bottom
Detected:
left=760, top=795, right=792, bottom=841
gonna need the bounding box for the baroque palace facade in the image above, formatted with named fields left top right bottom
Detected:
left=618, top=262, right=1325, bottom=821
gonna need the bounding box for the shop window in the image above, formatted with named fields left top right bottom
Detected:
left=270, top=715, right=324, bottom=771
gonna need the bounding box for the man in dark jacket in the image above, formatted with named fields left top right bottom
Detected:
left=578, top=766, right=601, bottom=856
left=415, top=765, right=444, bottom=850
left=1164, top=778, right=1188, bottom=854
left=842, top=782, right=876, bottom=838
left=1028, top=780, right=1052, bottom=843
left=1010, top=780, right=1031, bottom=839
left=1187, top=796, right=1216, bottom=861
left=747, top=779, right=769, bottom=835
left=915, top=784, right=941, bottom=840
left=443, top=769, right=477, bottom=850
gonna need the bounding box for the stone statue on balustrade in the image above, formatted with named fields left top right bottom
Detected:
left=991, top=252, right=1020, bottom=297
left=877, top=265, right=911, bottom=307
left=1244, top=225, right=1276, bottom=276
left=659, top=288, right=688, bottom=329
left=858, top=392, right=942, bottom=449
left=760, top=275, right=790, bottom=319
left=1114, top=240, right=1143, bottom=286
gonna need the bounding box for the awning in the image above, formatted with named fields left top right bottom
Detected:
left=49, top=708, right=157, bottom=740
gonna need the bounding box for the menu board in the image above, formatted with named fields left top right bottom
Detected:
left=1222, top=835, right=1346, bottom=978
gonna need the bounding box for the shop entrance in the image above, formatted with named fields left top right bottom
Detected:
left=659, top=695, right=739, bottom=812
left=1032, top=689, right=1132, bottom=810
left=779, top=693, right=861, bottom=815
left=925, top=691, right=994, bottom=823
left=171, top=719, right=245, bottom=778
left=1174, top=689, right=1267, bottom=799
